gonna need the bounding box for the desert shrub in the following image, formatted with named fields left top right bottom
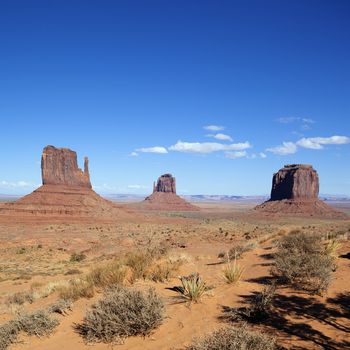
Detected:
left=65, top=268, right=82, bottom=275
left=16, top=310, right=59, bottom=336
left=219, top=241, right=257, bottom=261
left=86, top=261, right=127, bottom=288
left=124, top=251, right=154, bottom=281
left=273, top=232, right=334, bottom=294
left=70, top=252, right=87, bottom=262
left=186, top=325, right=276, bottom=350
left=223, top=257, right=244, bottom=284
left=324, top=240, right=341, bottom=260
left=172, top=273, right=207, bottom=302
left=0, top=320, right=19, bottom=350
left=77, top=286, right=165, bottom=344
left=48, top=299, right=73, bottom=315
left=57, top=279, right=94, bottom=301
left=148, top=260, right=182, bottom=282
left=223, top=284, right=276, bottom=323
left=6, top=291, right=34, bottom=305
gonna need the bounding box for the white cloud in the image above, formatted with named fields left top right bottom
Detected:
left=0, top=180, right=35, bottom=188
left=127, top=184, right=149, bottom=189
left=259, top=152, right=267, bottom=159
left=203, top=125, right=225, bottom=131
left=136, top=146, right=168, bottom=154
left=169, top=141, right=251, bottom=154
left=207, top=133, right=233, bottom=141
left=266, top=135, right=349, bottom=156
left=225, top=151, right=247, bottom=159
left=297, top=136, right=350, bottom=149
left=130, top=152, right=139, bottom=157
left=266, top=142, right=298, bottom=155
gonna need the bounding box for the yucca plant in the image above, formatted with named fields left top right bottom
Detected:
left=324, top=240, right=341, bottom=259
left=173, top=273, right=207, bottom=302
left=223, top=256, right=244, bottom=284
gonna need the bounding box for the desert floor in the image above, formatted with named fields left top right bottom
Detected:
left=0, top=202, right=349, bottom=349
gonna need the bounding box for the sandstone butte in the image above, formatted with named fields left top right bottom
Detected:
left=0, top=145, right=134, bottom=221
left=140, top=173, right=199, bottom=211
left=254, top=164, right=346, bottom=218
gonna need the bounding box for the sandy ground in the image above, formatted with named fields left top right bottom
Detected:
left=0, top=202, right=349, bottom=349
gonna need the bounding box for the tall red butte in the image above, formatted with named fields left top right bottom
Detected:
left=140, top=173, right=199, bottom=211
left=0, top=145, right=133, bottom=220
left=254, top=164, right=346, bottom=218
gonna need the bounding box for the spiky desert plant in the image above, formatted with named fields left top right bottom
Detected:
left=173, top=273, right=207, bottom=302
left=223, top=256, right=244, bottom=284
left=324, top=240, right=341, bottom=259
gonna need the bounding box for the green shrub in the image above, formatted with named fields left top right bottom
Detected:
left=223, top=257, right=244, bottom=284
left=77, top=286, right=165, bottom=344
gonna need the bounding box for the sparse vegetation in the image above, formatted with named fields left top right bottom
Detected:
left=273, top=231, right=335, bottom=294
left=219, top=241, right=258, bottom=261
left=223, top=284, right=276, bottom=323
left=77, top=286, right=165, bottom=344
left=57, top=278, right=94, bottom=301
left=172, top=273, right=207, bottom=302
left=186, top=325, right=276, bottom=350
left=70, top=252, right=87, bottom=262
left=48, top=299, right=73, bottom=315
left=223, top=256, right=244, bottom=284
left=86, top=260, right=127, bottom=288
left=6, top=290, right=34, bottom=305
left=0, top=309, right=59, bottom=350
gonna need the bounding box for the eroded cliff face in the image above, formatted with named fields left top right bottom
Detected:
left=270, top=164, right=319, bottom=201
left=153, top=174, right=176, bottom=194
left=41, top=146, right=91, bottom=188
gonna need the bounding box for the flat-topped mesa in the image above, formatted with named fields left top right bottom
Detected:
left=153, top=173, right=176, bottom=194
left=270, top=164, right=319, bottom=201
left=41, top=145, right=92, bottom=188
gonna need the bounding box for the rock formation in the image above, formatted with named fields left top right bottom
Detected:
left=140, top=174, right=199, bottom=211
left=255, top=164, right=346, bottom=218
left=42, top=146, right=91, bottom=188
left=0, top=146, right=134, bottom=221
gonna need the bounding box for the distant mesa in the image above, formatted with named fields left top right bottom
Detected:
left=0, top=145, right=133, bottom=221
left=141, top=173, right=199, bottom=211
left=254, top=164, right=346, bottom=218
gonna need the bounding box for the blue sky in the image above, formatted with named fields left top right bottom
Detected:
left=0, top=0, right=349, bottom=196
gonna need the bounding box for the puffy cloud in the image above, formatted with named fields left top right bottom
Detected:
left=225, top=151, right=247, bottom=159
left=207, top=133, right=233, bottom=141
left=169, top=141, right=251, bottom=154
left=259, top=152, right=267, bottom=158
left=203, top=125, right=225, bottom=131
left=129, top=152, right=139, bottom=156
left=297, top=136, right=350, bottom=149
left=266, top=142, right=298, bottom=155
left=136, top=146, right=168, bottom=154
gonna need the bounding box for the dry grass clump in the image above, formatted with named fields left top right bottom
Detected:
left=224, top=284, right=276, bottom=323
left=48, top=299, right=73, bottom=315
left=0, top=310, right=59, bottom=350
left=77, top=286, right=165, bottom=344
left=273, top=232, right=334, bottom=294
left=16, top=310, right=59, bottom=336
left=70, top=252, right=87, bottom=262
left=0, top=320, right=18, bottom=350
left=219, top=241, right=258, bottom=261
left=86, top=261, right=127, bottom=288
left=223, top=256, right=244, bottom=284
left=148, top=260, right=182, bottom=282
left=172, top=273, right=207, bottom=302
left=6, top=291, right=34, bottom=305
left=186, top=325, right=276, bottom=350
left=57, top=279, right=94, bottom=301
